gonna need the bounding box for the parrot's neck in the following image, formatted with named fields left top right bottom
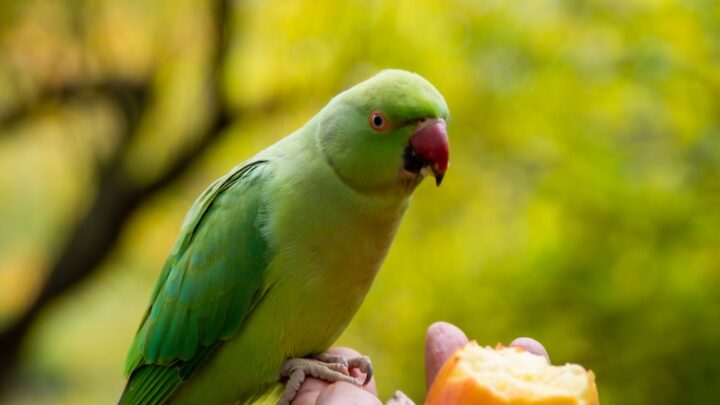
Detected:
left=268, top=125, right=411, bottom=245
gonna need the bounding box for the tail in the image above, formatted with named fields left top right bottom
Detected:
left=120, top=344, right=217, bottom=404
left=119, top=365, right=182, bottom=405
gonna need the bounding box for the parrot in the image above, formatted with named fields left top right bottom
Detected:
left=119, top=69, right=450, bottom=405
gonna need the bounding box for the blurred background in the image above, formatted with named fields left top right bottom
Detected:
left=1, top=0, right=719, bottom=403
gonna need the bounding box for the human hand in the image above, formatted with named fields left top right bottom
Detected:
left=290, top=322, right=550, bottom=405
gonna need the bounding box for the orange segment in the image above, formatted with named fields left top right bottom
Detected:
left=426, top=342, right=599, bottom=405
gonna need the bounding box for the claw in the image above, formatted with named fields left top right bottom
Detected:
left=362, top=362, right=373, bottom=385
left=348, top=356, right=373, bottom=385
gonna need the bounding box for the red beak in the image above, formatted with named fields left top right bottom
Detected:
left=408, top=119, right=449, bottom=186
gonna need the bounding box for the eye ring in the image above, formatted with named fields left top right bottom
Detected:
left=369, top=111, right=388, bottom=132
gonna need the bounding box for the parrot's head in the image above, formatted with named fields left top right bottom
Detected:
left=317, top=69, right=450, bottom=196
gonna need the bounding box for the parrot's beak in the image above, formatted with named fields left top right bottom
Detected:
left=403, top=118, right=449, bottom=186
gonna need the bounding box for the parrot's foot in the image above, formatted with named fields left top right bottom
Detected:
left=311, top=353, right=373, bottom=384
left=278, top=354, right=373, bottom=405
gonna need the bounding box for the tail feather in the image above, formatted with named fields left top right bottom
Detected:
left=119, top=365, right=181, bottom=405
left=119, top=345, right=217, bottom=404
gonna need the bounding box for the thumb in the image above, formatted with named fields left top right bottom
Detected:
left=424, top=322, right=469, bottom=390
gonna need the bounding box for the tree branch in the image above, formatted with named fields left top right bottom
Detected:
left=0, top=79, right=147, bottom=131
left=0, top=0, right=274, bottom=389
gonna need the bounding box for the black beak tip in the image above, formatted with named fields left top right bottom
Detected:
left=435, top=172, right=445, bottom=186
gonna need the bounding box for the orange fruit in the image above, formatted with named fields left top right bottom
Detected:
left=426, top=342, right=599, bottom=405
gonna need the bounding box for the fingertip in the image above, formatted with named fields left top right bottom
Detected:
left=509, top=337, right=550, bottom=364
left=425, top=322, right=469, bottom=348
left=425, top=322, right=469, bottom=390
left=347, top=369, right=377, bottom=396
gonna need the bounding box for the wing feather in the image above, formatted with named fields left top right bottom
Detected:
left=120, top=160, right=271, bottom=404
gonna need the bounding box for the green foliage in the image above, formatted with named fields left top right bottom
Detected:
left=1, top=0, right=719, bottom=404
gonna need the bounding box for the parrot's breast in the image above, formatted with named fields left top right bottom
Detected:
left=263, top=155, right=409, bottom=355
left=171, top=151, right=409, bottom=405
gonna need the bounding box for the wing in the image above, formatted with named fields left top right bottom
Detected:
left=120, top=160, right=272, bottom=405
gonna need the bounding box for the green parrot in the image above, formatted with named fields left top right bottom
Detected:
left=119, top=69, right=450, bottom=405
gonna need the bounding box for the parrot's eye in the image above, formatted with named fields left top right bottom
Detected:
left=369, top=111, right=388, bottom=132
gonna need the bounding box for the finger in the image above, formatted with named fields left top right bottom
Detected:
left=425, top=321, right=469, bottom=389
left=509, top=337, right=550, bottom=364
left=315, top=381, right=382, bottom=405
left=292, top=377, right=329, bottom=405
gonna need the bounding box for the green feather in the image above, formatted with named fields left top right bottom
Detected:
left=121, top=160, right=271, bottom=403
